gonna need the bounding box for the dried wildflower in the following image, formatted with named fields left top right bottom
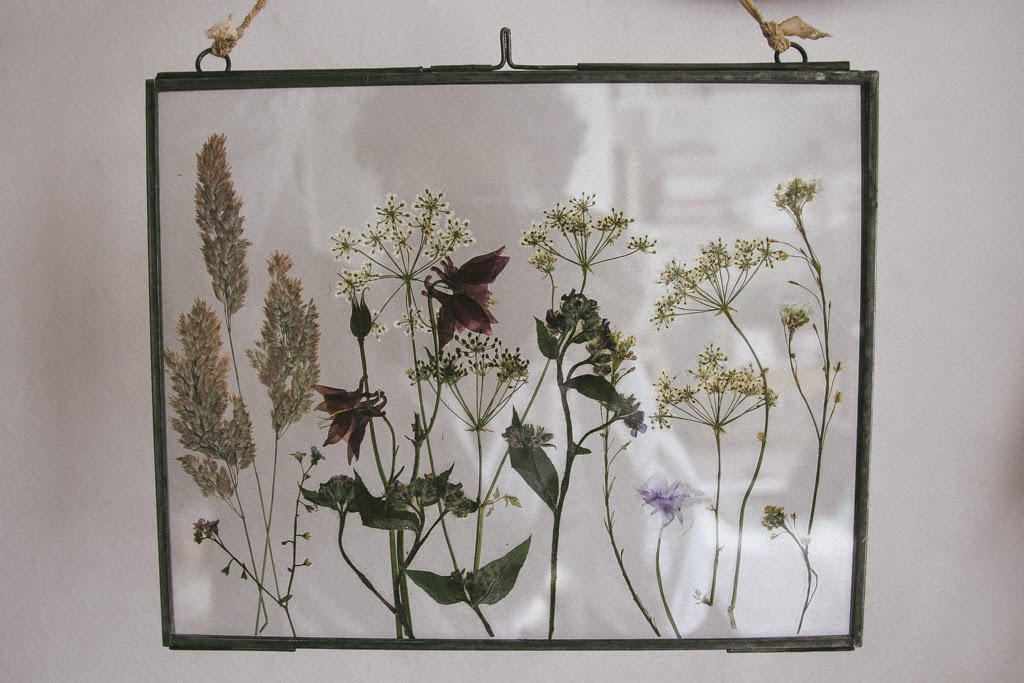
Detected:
left=624, top=410, right=648, bottom=437
left=193, top=518, right=220, bottom=544
left=761, top=505, right=790, bottom=531
left=425, top=247, right=510, bottom=349
left=636, top=473, right=706, bottom=527
left=313, top=380, right=387, bottom=464
left=780, top=304, right=811, bottom=333
left=653, top=238, right=786, bottom=326
left=522, top=195, right=654, bottom=278
left=165, top=299, right=257, bottom=485
left=330, top=190, right=475, bottom=328
left=415, top=333, right=529, bottom=430
left=195, top=134, right=251, bottom=318
left=760, top=503, right=818, bottom=633
left=774, top=176, right=819, bottom=220
left=502, top=416, right=555, bottom=452
left=300, top=474, right=355, bottom=512
left=655, top=344, right=774, bottom=431
left=246, top=252, right=321, bottom=434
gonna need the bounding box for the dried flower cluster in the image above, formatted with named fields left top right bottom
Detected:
left=521, top=194, right=654, bottom=276
left=195, top=134, right=252, bottom=318
left=774, top=176, right=819, bottom=223
left=165, top=299, right=256, bottom=500
left=653, top=343, right=776, bottom=431
left=331, top=190, right=476, bottom=302
left=653, top=238, right=787, bottom=325
left=389, top=474, right=478, bottom=519
left=246, top=252, right=321, bottom=434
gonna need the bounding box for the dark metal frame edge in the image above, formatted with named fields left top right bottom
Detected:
left=146, top=63, right=878, bottom=653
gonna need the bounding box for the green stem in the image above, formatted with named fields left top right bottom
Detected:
left=724, top=309, right=770, bottom=631
left=336, top=510, right=413, bottom=638
left=548, top=355, right=576, bottom=640
left=356, top=336, right=402, bottom=637
left=357, top=338, right=388, bottom=487
left=602, top=414, right=661, bottom=636
left=656, top=532, right=682, bottom=638
left=473, top=427, right=486, bottom=573
left=412, top=290, right=462, bottom=574
left=708, top=429, right=723, bottom=606
left=796, top=214, right=834, bottom=537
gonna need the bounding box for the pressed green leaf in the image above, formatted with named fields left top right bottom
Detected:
left=564, top=374, right=622, bottom=407
left=353, top=475, right=421, bottom=533
left=406, top=570, right=466, bottom=606
left=510, top=443, right=559, bottom=511
left=535, top=317, right=559, bottom=360
left=573, top=445, right=592, bottom=456
left=468, top=537, right=532, bottom=606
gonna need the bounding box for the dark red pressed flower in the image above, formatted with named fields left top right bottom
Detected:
left=313, top=380, right=387, bottom=465
left=424, top=247, right=510, bottom=349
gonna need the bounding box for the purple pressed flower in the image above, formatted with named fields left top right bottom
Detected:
left=636, top=473, right=705, bottom=527
left=424, top=247, right=510, bottom=349
left=624, top=410, right=648, bottom=437
left=313, top=379, right=387, bottom=465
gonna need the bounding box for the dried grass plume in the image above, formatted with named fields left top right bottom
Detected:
left=196, top=134, right=252, bottom=319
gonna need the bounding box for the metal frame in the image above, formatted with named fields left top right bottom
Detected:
left=147, top=43, right=877, bottom=652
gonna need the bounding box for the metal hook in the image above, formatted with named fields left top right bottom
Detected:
left=195, top=48, right=232, bottom=73
left=498, top=26, right=513, bottom=69
left=774, top=42, right=808, bottom=64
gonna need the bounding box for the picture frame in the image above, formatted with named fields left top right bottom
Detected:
left=147, top=50, right=877, bottom=652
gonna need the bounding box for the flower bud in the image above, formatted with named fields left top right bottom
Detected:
left=350, top=294, right=372, bottom=340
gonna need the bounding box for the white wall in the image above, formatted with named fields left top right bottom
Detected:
left=2, top=1, right=1022, bottom=679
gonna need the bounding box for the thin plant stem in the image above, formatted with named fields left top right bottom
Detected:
left=410, top=290, right=461, bottom=572
left=602, top=413, right=661, bottom=636
left=795, top=212, right=834, bottom=536
left=253, top=436, right=289, bottom=633
left=547, top=354, right=575, bottom=640
left=724, top=308, right=770, bottom=631
left=473, top=427, right=486, bottom=573
left=356, top=336, right=403, bottom=638
left=336, top=509, right=413, bottom=638
left=708, top=429, right=723, bottom=606
left=656, top=532, right=682, bottom=638
left=223, top=313, right=271, bottom=634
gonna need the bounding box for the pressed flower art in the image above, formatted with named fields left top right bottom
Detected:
left=150, top=71, right=873, bottom=650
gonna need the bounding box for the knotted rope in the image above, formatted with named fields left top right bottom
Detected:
left=738, top=0, right=830, bottom=54
left=206, top=0, right=268, bottom=58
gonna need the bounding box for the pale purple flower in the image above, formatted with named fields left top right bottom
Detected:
left=636, top=473, right=705, bottom=527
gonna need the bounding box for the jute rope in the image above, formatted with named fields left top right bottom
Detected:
left=206, top=0, right=268, bottom=58
left=738, top=0, right=830, bottom=54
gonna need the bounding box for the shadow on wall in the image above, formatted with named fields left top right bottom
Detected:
left=349, top=85, right=585, bottom=234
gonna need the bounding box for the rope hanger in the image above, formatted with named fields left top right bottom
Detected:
left=197, top=0, right=831, bottom=70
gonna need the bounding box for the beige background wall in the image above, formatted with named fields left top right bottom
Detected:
left=2, top=1, right=1021, bottom=679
